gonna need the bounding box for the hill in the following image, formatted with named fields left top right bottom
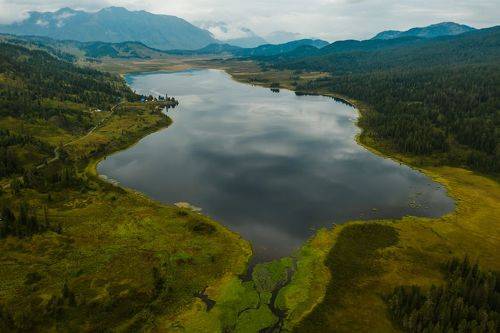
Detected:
left=272, top=27, right=500, bottom=73
left=169, top=38, right=329, bottom=57
left=0, top=7, right=216, bottom=50
left=226, top=35, right=268, bottom=48
left=373, top=22, right=475, bottom=40
left=235, top=39, right=329, bottom=57
left=0, top=34, right=170, bottom=60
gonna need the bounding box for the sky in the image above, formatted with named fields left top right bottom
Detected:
left=0, top=0, right=498, bottom=41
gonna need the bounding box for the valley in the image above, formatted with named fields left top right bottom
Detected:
left=0, top=8, right=499, bottom=332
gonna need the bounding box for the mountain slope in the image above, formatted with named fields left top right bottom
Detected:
left=265, top=31, right=304, bottom=44
left=373, top=22, right=475, bottom=40
left=226, top=35, right=268, bottom=48
left=236, top=39, right=329, bottom=57
left=0, top=34, right=170, bottom=59
left=168, top=39, right=329, bottom=57
left=0, top=7, right=216, bottom=50
left=272, top=27, right=500, bottom=72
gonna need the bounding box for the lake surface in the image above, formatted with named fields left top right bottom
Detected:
left=98, top=69, right=454, bottom=262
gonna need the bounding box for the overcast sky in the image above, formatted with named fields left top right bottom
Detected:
left=0, top=0, right=498, bottom=41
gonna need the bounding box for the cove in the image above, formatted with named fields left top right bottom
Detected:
left=98, top=69, right=454, bottom=262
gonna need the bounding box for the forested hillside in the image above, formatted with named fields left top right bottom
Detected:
left=0, top=34, right=171, bottom=60
left=372, top=22, right=475, bottom=40
left=0, top=43, right=139, bottom=177
left=264, top=27, right=500, bottom=173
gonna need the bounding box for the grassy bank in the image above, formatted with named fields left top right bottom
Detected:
left=0, top=100, right=251, bottom=331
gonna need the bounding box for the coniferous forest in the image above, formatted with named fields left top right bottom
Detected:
left=0, top=43, right=141, bottom=179
left=265, top=27, right=500, bottom=174
left=387, top=257, right=500, bottom=333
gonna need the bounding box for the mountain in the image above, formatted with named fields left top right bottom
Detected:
left=0, top=7, right=217, bottom=50
left=265, top=31, right=303, bottom=44
left=0, top=34, right=170, bottom=59
left=76, top=41, right=171, bottom=59
left=225, top=35, right=268, bottom=48
left=372, top=22, right=475, bottom=40
left=319, top=36, right=425, bottom=54
left=270, top=26, right=499, bottom=73
left=236, top=39, right=329, bottom=57
left=168, top=39, right=330, bottom=57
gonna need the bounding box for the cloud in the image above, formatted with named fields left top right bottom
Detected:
left=194, top=21, right=258, bottom=40
left=0, top=0, right=498, bottom=41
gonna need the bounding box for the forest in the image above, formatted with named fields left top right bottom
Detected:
left=0, top=43, right=142, bottom=179
left=387, top=257, right=500, bottom=333
left=0, top=43, right=138, bottom=118
left=263, top=27, right=500, bottom=174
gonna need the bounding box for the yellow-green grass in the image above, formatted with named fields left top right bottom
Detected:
left=276, top=228, right=337, bottom=330
left=0, top=116, right=76, bottom=147
left=66, top=109, right=169, bottom=160
left=289, top=165, right=500, bottom=332
left=158, top=256, right=295, bottom=332
left=0, top=101, right=251, bottom=331
left=90, top=57, right=208, bottom=75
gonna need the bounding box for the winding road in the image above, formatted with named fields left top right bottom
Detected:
left=2, top=102, right=123, bottom=189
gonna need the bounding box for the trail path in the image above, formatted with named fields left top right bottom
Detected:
left=2, top=102, right=123, bottom=189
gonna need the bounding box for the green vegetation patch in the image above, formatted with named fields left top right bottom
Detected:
left=253, top=257, right=293, bottom=293
left=276, top=228, right=337, bottom=330
left=295, top=223, right=399, bottom=332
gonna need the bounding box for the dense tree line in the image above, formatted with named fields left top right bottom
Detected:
left=295, top=64, right=499, bottom=172
left=0, top=43, right=138, bottom=110
left=0, top=42, right=141, bottom=134
left=10, top=164, right=83, bottom=194
left=0, top=129, right=52, bottom=177
left=264, top=27, right=500, bottom=174
left=270, top=27, right=500, bottom=75
left=387, top=257, right=500, bottom=333
left=0, top=203, right=58, bottom=239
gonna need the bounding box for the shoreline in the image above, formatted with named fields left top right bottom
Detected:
left=85, top=61, right=498, bottom=331
left=96, top=65, right=456, bottom=330
left=83, top=104, right=253, bottom=273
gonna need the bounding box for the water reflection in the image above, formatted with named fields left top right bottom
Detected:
left=98, top=69, right=454, bottom=262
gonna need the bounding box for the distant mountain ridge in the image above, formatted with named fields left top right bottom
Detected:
left=373, top=22, right=475, bottom=40
left=0, top=7, right=217, bottom=50
left=0, top=33, right=171, bottom=60
left=267, top=26, right=500, bottom=73
left=239, top=39, right=329, bottom=57
left=170, top=39, right=330, bottom=57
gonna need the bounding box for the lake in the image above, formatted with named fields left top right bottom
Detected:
left=98, top=69, right=454, bottom=262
